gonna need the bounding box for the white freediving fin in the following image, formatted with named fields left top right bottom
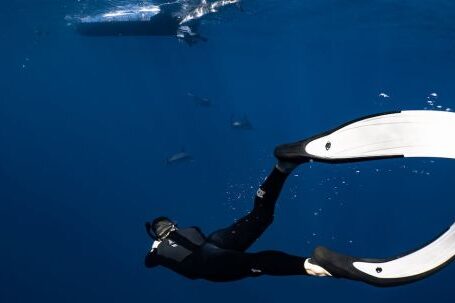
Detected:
left=310, top=223, right=455, bottom=287
left=275, top=110, right=455, bottom=163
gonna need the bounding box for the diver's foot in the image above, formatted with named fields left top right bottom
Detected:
left=304, top=258, right=332, bottom=277
left=274, top=140, right=310, bottom=165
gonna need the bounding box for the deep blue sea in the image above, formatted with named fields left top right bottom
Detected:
left=2, top=0, right=455, bottom=302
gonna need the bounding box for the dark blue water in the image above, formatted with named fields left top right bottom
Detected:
left=2, top=0, right=455, bottom=302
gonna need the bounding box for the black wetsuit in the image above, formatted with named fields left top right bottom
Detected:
left=145, top=168, right=309, bottom=281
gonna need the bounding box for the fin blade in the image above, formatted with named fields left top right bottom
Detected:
left=300, top=110, right=455, bottom=162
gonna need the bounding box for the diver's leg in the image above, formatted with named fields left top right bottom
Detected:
left=246, top=250, right=310, bottom=276
left=208, top=165, right=294, bottom=251
left=198, top=246, right=310, bottom=281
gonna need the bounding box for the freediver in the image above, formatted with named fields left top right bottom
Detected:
left=145, top=147, right=316, bottom=282
left=145, top=111, right=455, bottom=287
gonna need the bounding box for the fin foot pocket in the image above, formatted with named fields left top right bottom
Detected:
left=312, top=246, right=413, bottom=287
left=274, top=140, right=311, bottom=164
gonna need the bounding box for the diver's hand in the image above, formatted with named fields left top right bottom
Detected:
left=145, top=250, right=159, bottom=268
